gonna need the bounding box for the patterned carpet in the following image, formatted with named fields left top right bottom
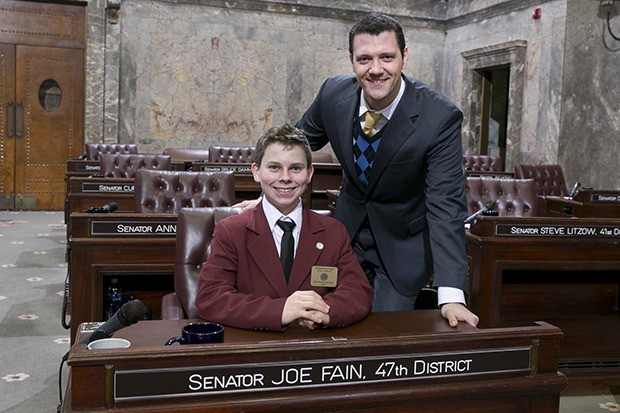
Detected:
left=0, top=210, right=618, bottom=412
left=0, top=211, right=70, bottom=412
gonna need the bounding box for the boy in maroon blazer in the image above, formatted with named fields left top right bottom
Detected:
left=195, top=124, right=373, bottom=331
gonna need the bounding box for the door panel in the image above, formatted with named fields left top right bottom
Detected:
left=0, top=43, right=16, bottom=206
left=15, top=45, right=84, bottom=210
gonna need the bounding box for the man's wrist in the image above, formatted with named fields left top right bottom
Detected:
left=437, top=286, right=466, bottom=307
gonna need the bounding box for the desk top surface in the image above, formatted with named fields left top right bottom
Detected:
left=69, top=310, right=560, bottom=362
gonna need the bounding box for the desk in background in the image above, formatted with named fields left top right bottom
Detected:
left=192, top=161, right=343, bottom=210
left=545, top=189, right=620, bottom=218
left=466, top=216, right=620, bottom=381
left=67, top=212, right=178, bottom=343
left=63, top=311, right=565, bottom=412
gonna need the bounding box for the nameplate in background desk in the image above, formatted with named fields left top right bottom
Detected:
left=73, top=163, right=101, bottom=172
left=91, top=221, right=176, bottom=236
left=495, top=223, right=620, bottom=237
left=590, top=193, right=620, bottom=202
left=114, top=347, right=530, bottom=401
left=81, top=182, right=135, bottom=193
left=197, top=165, right=252, bottom=174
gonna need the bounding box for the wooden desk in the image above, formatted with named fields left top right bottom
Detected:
left=63, top=311, right=565, bottom=412
left=68, top=212, right=178, bottom=343
left=545, top=189, right=620, bottom=218
left=64, top=160, right=188, bottom=219
left=326, top=189, right=339, bottom=215
left=466, top=216, right=620, bottom=377
left=308, top=162, right=342, bottom=210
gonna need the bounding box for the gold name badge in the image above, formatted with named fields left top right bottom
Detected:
left=311, top=266, right=338, bottom=287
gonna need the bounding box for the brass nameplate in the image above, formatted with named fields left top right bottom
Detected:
left=495, top=223, right=620, bottom=237
left=91, top=221, right=176, bottom=236
left=114, top=347, right=530, bottom=400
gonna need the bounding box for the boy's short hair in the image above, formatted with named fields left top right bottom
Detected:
left=253, top=124, right=313, bottom=168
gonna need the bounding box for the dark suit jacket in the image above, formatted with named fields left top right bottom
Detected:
left=195, top=204, right=373, bottom=331
left=296, top=75, right=468, bottom=296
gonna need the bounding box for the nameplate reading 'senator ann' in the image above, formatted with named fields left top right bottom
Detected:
left=90, top=221, right=176, bottom=236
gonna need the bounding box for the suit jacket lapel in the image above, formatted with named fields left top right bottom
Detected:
left=367, top=77, right=420, bottom=192
left=334, top=83, right=364, bottom=192
left=246, top=207, right=290, bottom=297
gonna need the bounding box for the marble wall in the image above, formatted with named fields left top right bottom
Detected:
left=111, top=0, right=447, bottom=154
left=79, top=0, right=620, bottom=189
left=560, top=0, right=620, bottom=190
left=444, top=0, right=567, bottom=170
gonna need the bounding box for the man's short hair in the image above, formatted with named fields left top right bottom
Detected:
left=348, top=12, right=406, bottom=57
left=253, top=124, right=313, bottom=168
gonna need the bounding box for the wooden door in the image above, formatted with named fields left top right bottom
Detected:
left=0, top=43, right=17, bottom=207
left=14, top=45, right=84, bottom=210
left=0, top=0, right=86, bottom=210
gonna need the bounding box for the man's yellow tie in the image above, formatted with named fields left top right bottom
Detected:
left=363, top=111, right=383, bottom=137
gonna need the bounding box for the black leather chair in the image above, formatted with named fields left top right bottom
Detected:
left=208, top=145, right=255, bottom=163
left=463, top=154, right=503, bottom=172
left=85, top=143, right=138, bottom=160
left=161, top=207, right=239, bottom=319
left=465, top=177, right=539, bottom=217
left=134, top=169, right=235, bottom=213
left=99, top=153, right=172, bottom=178
left=514, top=163, right=569, bottom=196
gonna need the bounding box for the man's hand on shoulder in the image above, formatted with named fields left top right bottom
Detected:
left=232, top=198, right=260, bottom=213
left=440, top=303, right=479, bottom=328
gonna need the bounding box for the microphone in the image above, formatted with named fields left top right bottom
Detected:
left=85, top=201, right=118, bottom=213
left=464, top=203, right=494, bottom=225
left=569, top=181, right=581, bottom=198
left=79, top=299, right=147, bottom=344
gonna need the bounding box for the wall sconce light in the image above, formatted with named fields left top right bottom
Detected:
left=107, top=0, right=122, bottom=25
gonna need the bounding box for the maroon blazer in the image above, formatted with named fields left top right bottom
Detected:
left=195, top=204, right=373, bottom=331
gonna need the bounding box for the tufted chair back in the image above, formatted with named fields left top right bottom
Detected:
left=208, top=145, right=255, bottom=163
left=134, top=169, right=235, bottom=214
left=161, top=207, right=239, bottom=319
left=463, top=154, right=503, bottom=172
left=99, top=154, right=172, bottom=178
left=85, top=143, right=138, bottom=160
left=465, top=177, right=539, bottom=217
left=514, top=163, right=569, bottom=196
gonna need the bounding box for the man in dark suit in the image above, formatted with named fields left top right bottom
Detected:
left=296, top=12, right=478, bottom=327
left=195, top=124, right=373, bottom=331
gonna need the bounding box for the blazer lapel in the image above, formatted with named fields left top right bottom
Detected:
left=286, top=210, right=324, bottom=292
left=366, top=76, right=420, bottom=192
left=246, top=207, right=290, bottom=297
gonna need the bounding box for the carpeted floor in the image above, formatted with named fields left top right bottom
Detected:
left=0, top=210, right=618, bottom=412
left=0, top=211, right=70, bottom=413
